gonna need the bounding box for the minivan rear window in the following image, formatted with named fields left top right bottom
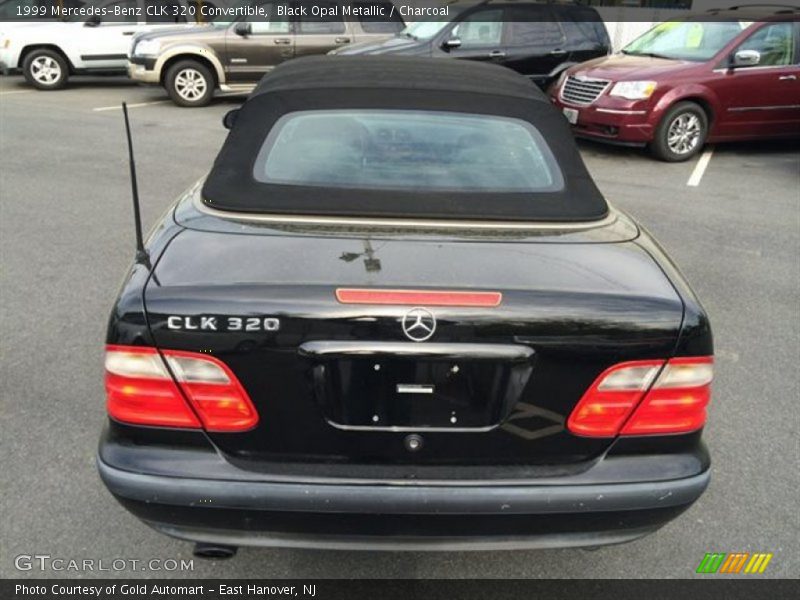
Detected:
left=253, top=110, right=563, bottom=193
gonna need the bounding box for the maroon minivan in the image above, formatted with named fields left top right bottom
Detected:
left=550, top=9, right=800, bottom=161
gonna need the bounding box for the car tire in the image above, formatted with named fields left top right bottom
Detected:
left=165, top=60, right=214, bottom=108
left=650, top=101, right=708, bottom=162
left=22, top=49, right=69, bottom=90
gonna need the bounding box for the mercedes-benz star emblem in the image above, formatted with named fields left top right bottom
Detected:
left=402, top=307, right=436, bottom=342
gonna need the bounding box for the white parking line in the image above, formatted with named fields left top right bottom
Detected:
left=92, top=100, right=171, bottom=112
left=687, top=146, right=715, bottom=187
left=0, top=90, right=32, bottom=96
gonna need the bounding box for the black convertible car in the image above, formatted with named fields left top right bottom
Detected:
left=98, top=56, right=713, bottom=554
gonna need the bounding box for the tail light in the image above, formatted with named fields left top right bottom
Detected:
left=567, top=357, right=713, bottom=437
left=622, top=357, right=713, bottom=435
left=105, top=345, right=258, bottom=432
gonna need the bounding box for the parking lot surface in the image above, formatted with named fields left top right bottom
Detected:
left=1, top=76, right=798, bottom=579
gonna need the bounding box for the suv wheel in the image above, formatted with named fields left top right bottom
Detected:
left=23, top=49, right=69, bottom=90
left=166, top=60, right=214, bottom=107
left=650, top=101, right=708, bottom=162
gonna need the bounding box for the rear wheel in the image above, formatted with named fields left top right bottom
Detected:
left=165, top=60, right=214, bottom=108
left=650, top=101, right=708, bottom=162
left=22, top=49, right=69, bottom=90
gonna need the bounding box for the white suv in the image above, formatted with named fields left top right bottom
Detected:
left=0, top=0, right=196, bottom=90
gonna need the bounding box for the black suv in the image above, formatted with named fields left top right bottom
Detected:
left=332, top=0, right=610, bottom=88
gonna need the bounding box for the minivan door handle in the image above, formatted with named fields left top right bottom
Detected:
left=335, top=37, right=351, bottom=44
left=122, top=31, right=136, bottom=36
left=488, top=50, right=506, bottom=58
left=778, top=75, right=797, bottom=81
left=273, top=38, right=292, bottom=45
left=549, top=48, right=567, bottom=56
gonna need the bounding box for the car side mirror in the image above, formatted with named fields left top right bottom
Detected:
left=442, top=38, right=462, bottom=50
left=732, top=49, right=760, bottom=68
left=84, top=15, right=101, bottom=27
left=234, top=22, right=251, bottom=37
left=223, top=109, right=240, bottom=130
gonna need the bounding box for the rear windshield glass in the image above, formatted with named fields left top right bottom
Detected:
left=253, top=110, right=563, bottom=193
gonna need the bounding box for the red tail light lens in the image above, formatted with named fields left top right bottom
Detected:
left=105, top=345, right=258, bottom=432
left=622, top=357, right=713, bottom=435
left=105, top=346, right=200, bottom=429
left=567, top=357, right=713, bottom=437
left=567, top=360, right=663, bottom=437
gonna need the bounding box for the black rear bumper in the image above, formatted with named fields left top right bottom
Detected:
left=97, top=447, right=709, bottom=550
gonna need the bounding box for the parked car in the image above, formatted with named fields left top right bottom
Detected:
left=331, top=0, right=610, bottom=89
left=550, top=8, right=800, bottom=161
left=0, top=0, right=197, bottom=89
left=98, top=56, right=713, bottom=554
left=128, top=0, right=405, bottom=106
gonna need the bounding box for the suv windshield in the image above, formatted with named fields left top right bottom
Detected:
left=254, top=110, right=563, bottom=193
left=623, top=20, right=751, bottom=61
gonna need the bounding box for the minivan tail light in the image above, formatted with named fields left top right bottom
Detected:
left=567, top=357, right=712, bottom=437
left=105, top=345, right=258, bottom=432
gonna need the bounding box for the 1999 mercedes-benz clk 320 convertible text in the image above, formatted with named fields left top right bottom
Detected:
left=98, top=56, right=713, bottom=554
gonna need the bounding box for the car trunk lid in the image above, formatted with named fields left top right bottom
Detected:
left=143, top=216, right=684, bottom=468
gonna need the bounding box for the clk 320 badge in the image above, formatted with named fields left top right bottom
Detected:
left=166, top=316, right=280, bottom=332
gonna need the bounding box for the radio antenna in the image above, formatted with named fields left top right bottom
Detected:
left=122, top=102, right=148, bottom=264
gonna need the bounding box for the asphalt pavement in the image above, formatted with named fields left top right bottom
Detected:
left=1, top=76, right=798, bottom=579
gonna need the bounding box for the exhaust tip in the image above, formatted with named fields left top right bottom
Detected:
left=193, top=542, right=238, bottom=559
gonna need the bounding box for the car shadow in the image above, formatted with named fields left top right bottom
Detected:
left=213, top=93, right=250, bottom=106
left=575, top=138, right=649, bottom=162
left=237, top=544, right=595, bottom=579
left=577, top=136, right=799, bottom=162
left=140, top=89, right=249, bottom=108
left=712, top=138, right=799, bottom=157
left=56, top=76, right=140, bottom=89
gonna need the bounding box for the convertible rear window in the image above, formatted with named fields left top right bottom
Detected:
left=253, top=110, right=563, bottom=193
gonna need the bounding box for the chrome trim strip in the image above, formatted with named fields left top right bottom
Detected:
left=299, top=342, right=533, bottom=360
left=218, top=83, right=257, bottom=93
left=728, top=104, right=800, bottom=112
left=193, top=195, right=617, bottom=232
left=397, top=384, right=434, bottom=395
left=712, top=65, right=800, bottom=73
left=325, top=420, right=497, bottom=433
left=596, top=108, right=648, bottom=115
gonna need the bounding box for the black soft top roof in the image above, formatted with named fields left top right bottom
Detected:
left=249, top=54, right=551, bottom=102
left=203, top=56, right=608, bottom=222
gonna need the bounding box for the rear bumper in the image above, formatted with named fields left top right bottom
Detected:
left=97, top=450, right=709, bottom=550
